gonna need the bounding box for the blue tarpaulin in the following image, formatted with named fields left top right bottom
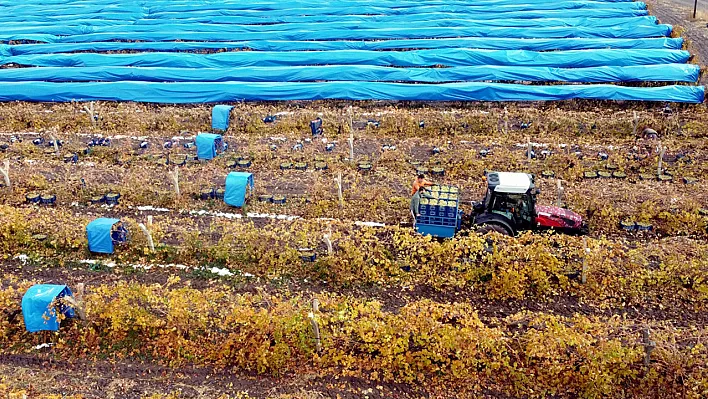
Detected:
left=196, top=133, right=223, bottom=160
left=0, top=81, right=701, bottom=103
left=3, top=49, right=689, bottom=69
left=0, top=15, right=661, bottom=30
left=0, top=64, right=698, bottom=83
left=0, top=9, right=651, bottom=24
left=0, top=24, right=672, bottom=43
left=212, top=105, right=234, bottom=131
left=86, top=217, right=120, bottom=254
left=0, top=0, right=701, bottom=104
left=0, top=17, right=664, bottom=36
left=225, top=172, right=254, bottom=207
left=22, top=284, right=75, bottom=332
left=0, top=38, right=685, bottom=56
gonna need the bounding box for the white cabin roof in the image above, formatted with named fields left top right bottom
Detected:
left=493, top=172, right=532, bottom=194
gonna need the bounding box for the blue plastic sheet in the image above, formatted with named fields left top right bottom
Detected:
left=0, top=1, right=648, bottom=18
left=0, top=64, right=698, bottom=83
left=0, top=0, right=699, bottom=104
left=4, top=49, right=689, bottom=69
left=22, top=284, right=75, bottom=333
left=0, top=9, right=650, bottom=24
left=0, top=38, right=684, bottom=56
left=225, top=172, right=254, bottom=207
left=0, top=16, right=662, bottom=36
left=196, top=133, right=223, bottom=160
left=0, top=24, right=671, bottom=44
left=211, top=106, right=233, bottom=131
left=0, top=15, right=658, bottom=29
left=2, top=0, right=641, bottom=10
left=0, top=81, right=701, bottom=103
left=86, top=217, right=120, bottom=254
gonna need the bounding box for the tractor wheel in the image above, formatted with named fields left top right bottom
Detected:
left=476, top=224, right=511, bottom=236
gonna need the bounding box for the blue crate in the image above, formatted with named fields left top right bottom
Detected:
left=443, top=218, right=456, bottom=227
left=416, top=223, right=456, bottom=238
left=416, top=215, right=431, bottom=225
left=419, top=207, right=427, bottom=216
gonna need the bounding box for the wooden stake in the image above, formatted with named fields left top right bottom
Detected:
left=309, top=298, right=322, bottom=353
left=642, top=328, right=656, bottom=366
left=334, top=172, right=344, bottom=207
left=323, top=229, right=333, bottom=256
left=147, top=215, right=153, bottom=227
left=82, top=102, right=97, bottom=125
left=527, top=137, right=532, bottom=162
left=556, top=179, right=564, bottom=207
left=632, top=111, right=639, bottom=137
left=657, top=145, right=666, bottom=178
left=169, top=166, right=180, bottom=196
left=49, top=134, right=60, bottom=155
left=581, top=237, right=589, bottom=284
left=0, top=159, right=10, bottom=189
left=503, top=107, right=509, bottom=134
left=138, top=223, right=155, bottom=253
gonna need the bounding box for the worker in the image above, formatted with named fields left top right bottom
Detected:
left=411, top=174, right=433, bottom=196
left=410, top=174, right=434, bottom=217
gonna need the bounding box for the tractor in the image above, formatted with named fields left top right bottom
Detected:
left=467, top=171, right=587, bottom=236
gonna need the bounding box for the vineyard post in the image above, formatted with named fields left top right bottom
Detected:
left=147, top=215, right=153, bottom=227
left=335, top=171, right=344, bottom=207
left=82, top=102, right=97, bottom=125
left=138, top=223, right=155, bottom=253
left=323, top=229, right=333, bottom=255
left=49, top=133, right=60, bottom=155
left=503, top=107, right=509, bottom=134
left=556, top=179, right=564, bottom=207
left=348, top=134, right=354, bottom=163
left=581, top=237, right=589, bottom=284
left=642, top=328, right=656, bottom=366
left=309, top=298, right=322, bottom=353
left=169, top=166, right=180, bottom=196
left=527, top=137, right=532, bottom=162
left=632, top=111, right=639, bottom=137
left=657, top=145, right=666, bottom=178
left=0, top=159, right=10, bottom=189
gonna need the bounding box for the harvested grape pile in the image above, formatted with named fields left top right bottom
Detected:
left=0, top=101, right=707, bottom=398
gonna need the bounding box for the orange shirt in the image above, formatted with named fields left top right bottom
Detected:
left=411, top=179, right=433, bottom=195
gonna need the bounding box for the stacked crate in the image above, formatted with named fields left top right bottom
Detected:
left=416, top=185, right=461, bottom=238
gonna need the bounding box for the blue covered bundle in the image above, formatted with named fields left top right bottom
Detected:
left=211, top=105, right=234, bottom=131
left=22, top=284, right=75, bottom=332
left=86, top=217, right=124, bottom=254
left=195, top=133, right=224, bottom=160
left=225, top=171, right=254, bottom=207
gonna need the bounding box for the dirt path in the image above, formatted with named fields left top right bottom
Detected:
left=0, top=355, right=428, bottom=399
left=647, top=0, right=708, bottom=83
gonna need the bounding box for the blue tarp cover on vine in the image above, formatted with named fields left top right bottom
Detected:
left=22, top=284, right=75, bottom=332
left=225, top=172, right=254, bottom=207
left=196, top=133, right=223, bottom=160
left=86, top=217, right=120, bottom=254
left=212, top=105, right=234, bottom=131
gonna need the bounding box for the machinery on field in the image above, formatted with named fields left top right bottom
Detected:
left=415, top=171, right=587, bottom=238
